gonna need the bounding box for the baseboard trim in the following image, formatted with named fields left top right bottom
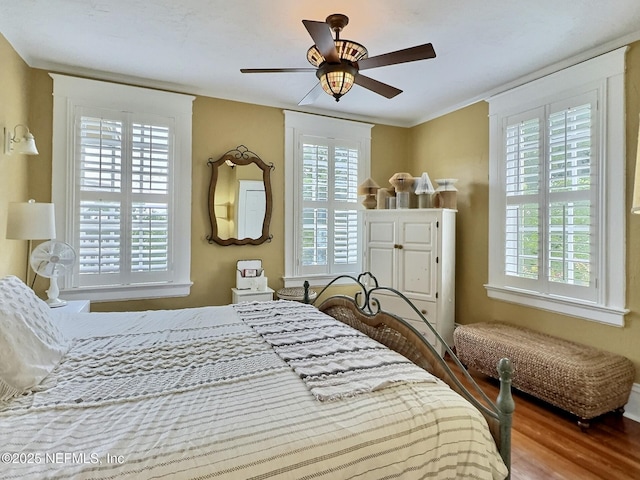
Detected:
left=623, top=383, right=640, bottom=423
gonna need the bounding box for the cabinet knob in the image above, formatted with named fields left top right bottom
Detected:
left=421, top=309, right=427, bottom=314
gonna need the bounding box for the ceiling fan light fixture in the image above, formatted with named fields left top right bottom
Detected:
left=307, top=40, right=368, bottom=67
left=317, top=63, right=357, bottom=101
left=241, top=13, right=435, bottom=105
left=336, top=40, right=368, bottom=63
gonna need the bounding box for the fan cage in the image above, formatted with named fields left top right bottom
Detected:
left=30, top=241, right=77, bottom=278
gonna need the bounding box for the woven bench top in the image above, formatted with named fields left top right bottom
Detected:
left=454, top=322, right=635, bottom=420
left=458, top=322, right=626, bottom=368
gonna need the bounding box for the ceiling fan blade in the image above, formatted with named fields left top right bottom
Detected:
left=357, top=43, right=436, bottom=70
left=298, top=82, right=323, bottom=105
left=354, top=74, right=403, bottom=99
left=302, top=20, right=340, bottom=64
left=240, top=68, right=316, bottom=73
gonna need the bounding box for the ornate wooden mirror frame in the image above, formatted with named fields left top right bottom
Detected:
left=207, top=145, right=274, bottom=246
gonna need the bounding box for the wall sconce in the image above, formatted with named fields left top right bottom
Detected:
left=4, top=124, right=39, bottom=155
left=358, top=177, right=380, bottom=209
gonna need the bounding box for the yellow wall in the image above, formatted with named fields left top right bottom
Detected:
left=18, top=67, right=408, bottom=312
left=4, top=32, right=637, bottom=381
left=406, top=43, right=640, bottom=382
left=408, top=101, right=490, bottom=326
left=0, top=34, right=32, bottom=279
left=371, top=123, right=410, bottom=183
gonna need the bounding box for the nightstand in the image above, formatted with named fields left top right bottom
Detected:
left=50, top=299, right=91, bottom=316
left=232, top=287, right=274, bottom=304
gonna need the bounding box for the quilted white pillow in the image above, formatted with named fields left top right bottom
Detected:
left=0, top=275, right=70, bottom=402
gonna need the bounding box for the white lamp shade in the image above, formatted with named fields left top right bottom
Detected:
left=357, top=177, right=380, bottom=195
left=6, top=200, right=56, bottom=240
left=414, top=172, right=435, bottom=194
left=14, top=132, right=39, bottom=155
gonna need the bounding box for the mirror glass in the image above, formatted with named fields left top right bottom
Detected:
left=207, top=146, right=274, bottom=245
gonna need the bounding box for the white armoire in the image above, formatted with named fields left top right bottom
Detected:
left=362, top=209, right=456, bottom=356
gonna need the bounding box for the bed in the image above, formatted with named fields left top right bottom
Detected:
left=0, top=273, right=513, bottom=479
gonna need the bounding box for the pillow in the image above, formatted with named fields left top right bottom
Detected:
left=0, top=275, right=70, bottom=402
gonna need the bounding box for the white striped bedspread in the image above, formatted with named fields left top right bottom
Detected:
left=0, top=301, right=507, bottom=480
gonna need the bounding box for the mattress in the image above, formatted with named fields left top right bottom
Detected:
left=0, top=301, right=507, bottom=479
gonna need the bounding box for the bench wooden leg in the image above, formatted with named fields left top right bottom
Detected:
left=577, top=418, right=590, bottom=431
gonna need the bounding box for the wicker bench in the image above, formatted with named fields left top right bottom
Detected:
left=453, top=322, right=635, bottom=428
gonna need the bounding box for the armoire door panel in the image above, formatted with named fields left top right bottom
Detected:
left=400, top=250, right=436, bottom=299
left=402, top=221, right=435, bottom=249
left=368, top=221, right=395, bottom=245
left=368, top=246, right=395, bottom=288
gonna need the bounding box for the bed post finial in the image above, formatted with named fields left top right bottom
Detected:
left=303, top=280, right=310, bottom=303
left=497, top=358, right=515, bottom=478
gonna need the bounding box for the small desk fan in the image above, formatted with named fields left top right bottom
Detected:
left=29, top=240, right=77, bottom=307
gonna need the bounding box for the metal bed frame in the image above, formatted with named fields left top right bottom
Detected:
left=303, top=273, right=514, bottom=478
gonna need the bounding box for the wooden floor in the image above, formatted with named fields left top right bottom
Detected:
left=458, top=362, right=640, bottom=479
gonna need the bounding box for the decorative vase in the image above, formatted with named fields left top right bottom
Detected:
left=389, top=172, right=414, bottom=193
left=396, top=191, right=410, bottom=209
left=417, top=194, right=432, bottom=208
left=434, top=178, right=458, bottom=209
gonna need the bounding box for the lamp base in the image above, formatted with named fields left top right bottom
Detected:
left=46, top=276, right=66, bottom=308
left=46, top=297, right=67, bottom=308
left=362, top=194, right=377, bottom=209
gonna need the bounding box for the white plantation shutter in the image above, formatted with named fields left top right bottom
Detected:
left=504, top=114, right=542, bottom=282
left=284, top=111, right=372, bottom=285
left=546, top=103, right=594, bottom=290
left=51, top=74, right=194, bottom=301
left=79, top=117, right=122, bottom=191
left=334, top=146, right=359, bottom=266
left=302, top=143, right=329, bottom=268
left=301, top=139, right=359, bottom=274
left=334, top=210, right=359, bottom=264
left=78, top=201, right=121, bottom=275
left=500, top=96, right=596, bottom=300
left=487, top=48, right=626, bottom=325
left=130, top=123, right=170, bottom=274
left=131, top=202, right=169, bottom=272
left=76, top=110, right=173, bottom=286
left=77, top=115, right=123, bottom=279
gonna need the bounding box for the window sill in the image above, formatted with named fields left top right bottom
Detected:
left=484, top=284, right=628, bottom=327
left=60, top=282, right=193, bottom=303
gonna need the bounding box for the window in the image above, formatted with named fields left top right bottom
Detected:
left=51, top=74, right=194, bottom=301
left=486, top=47, right=627, bottom=326
left=284, top=111, right=372, bottom=286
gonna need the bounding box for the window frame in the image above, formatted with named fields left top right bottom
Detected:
left=283, top=110, right=372, bottom=287
left=486, top=47, right=628, bottom=326
left=50, top=74, right=195, bottom=302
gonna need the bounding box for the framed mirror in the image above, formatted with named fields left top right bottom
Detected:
left=207, top=145, right=274, bottom=246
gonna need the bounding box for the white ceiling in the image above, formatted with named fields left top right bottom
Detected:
left=2, top=0, right=640, bottom=127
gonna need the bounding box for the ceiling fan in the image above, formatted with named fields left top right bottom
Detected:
left=240, top=13, right=436, bottom=104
